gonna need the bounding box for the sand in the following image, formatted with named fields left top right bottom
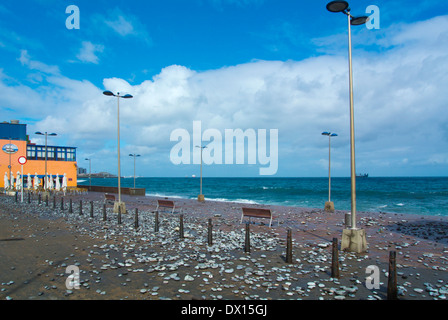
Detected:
left=1, top=191, right=447, bottom=303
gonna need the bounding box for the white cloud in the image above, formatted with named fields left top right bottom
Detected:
left=3, top=14, right=448, bottom=176
left=76, top=41, right=104, bottom=64
left=94, top=7, right=152, bottom=45
left=18, top=50, right=59, bottom=75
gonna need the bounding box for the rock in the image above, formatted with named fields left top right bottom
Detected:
left=184, top=275, right=194, bottom=282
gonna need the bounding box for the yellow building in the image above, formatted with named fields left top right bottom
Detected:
left=0, top=120, right=77, bottom=189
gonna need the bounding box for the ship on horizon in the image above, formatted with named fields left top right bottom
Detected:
left=356, top=173, right=369, bottom=178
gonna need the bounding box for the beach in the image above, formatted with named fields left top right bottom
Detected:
left=1, top=191, right=447, bottom=302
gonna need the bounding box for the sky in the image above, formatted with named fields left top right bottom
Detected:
left=0, top=0, right=447, bottom=177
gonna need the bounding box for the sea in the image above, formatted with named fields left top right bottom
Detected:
left=78, top=177, right=448, bottom=217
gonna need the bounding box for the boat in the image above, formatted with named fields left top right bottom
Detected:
left=356, top=173, right=369, bottom=178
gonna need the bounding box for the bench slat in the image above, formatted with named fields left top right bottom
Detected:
left=241, top=207, right=273, bottom=227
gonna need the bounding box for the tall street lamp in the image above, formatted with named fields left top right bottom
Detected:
left=103, top=90, right=133, bottom=213
left=85, top=158, right=91, bottom=187
left=129, top=154, right=140, bottom=189
left=35, top=131, right=57, bottom=191
left=322, top=131, right=337, bottom=212
left=326, top=1, right=368, bottom=253
left=196, top=145, right=207, bottom=202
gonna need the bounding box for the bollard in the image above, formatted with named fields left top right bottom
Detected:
left=286, top=229, right=293, bottom=263
left=15, top=192, right=18, bottom=203
left=28, top=192, right=31, bottom=204
left=69, top=198, right=73, bottom=213
left=344, top=213, right=351, bottom=228
left=90, top=201, right=94, bottom=218
left=53, top=196, right=56, bottom=209
left=102, top=203, right=106, bottom=221
left=60, top=197, right=64, bottom=211
left=331, top=238, right=340, bottom=278
left=134, top=208, right=139, bottom=229
left=154, top=211, right=159, bottom=232
left=179, top=214, right=184, bottom=239
left=207, top=218, right=213, bottom=246
left=118, top=205, right=122, bottom=225
left=79, top=200, right=83, bottom=215
left=38, top=194, right=41, bottom=205
left=387, top=251, right=398, bottom=300
left=45, top=194, right=49, bottom=206
left=244, top=223, right=251, bottom=253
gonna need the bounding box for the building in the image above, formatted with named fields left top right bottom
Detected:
left=0, top=120, right=77, bottom=189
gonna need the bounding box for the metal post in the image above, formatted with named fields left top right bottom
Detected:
left=347, top=11, right=357, bottom=230
left=179, top=214, right=184, bottom=239
left=387, top=251, right=398, bottom=300
left=244, top=223, right=251, bottom=253
left=286, top=229, right=292, bottom=263
left=60, top=197, right=64, bottom=211
left=103, top=203, right=106, bottom=221
left=134, top=208, right=139, bottom=229
left=118, top=205, right=122, bottom=225
left=331, top=238, right=340, bottom=278
left=79, top=200, right=83, bottom=215
left=69, top=198, right=73, bottom=213
left=117, top=96, right=122, bottom=205
left=90, top=201, right=94, bottom=218
left=207, top=218, right=213, bottom=246
left=155, top=211, right=159, bottom=232
left=328, top=135, right=332, bottom=202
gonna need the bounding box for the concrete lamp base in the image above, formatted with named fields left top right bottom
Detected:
left=341, top=228, right=367, bottom=253
left=113, top=201, right=126, bottom=214
left=198, top=194, right=205, bottom=202
left=324, top=201, right=335, bottom=212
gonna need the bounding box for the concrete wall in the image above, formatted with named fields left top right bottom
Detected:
left=78, top=185, right=146, bottom=196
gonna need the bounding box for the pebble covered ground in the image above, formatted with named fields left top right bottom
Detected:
left=0, top=191, right=447, bottom=301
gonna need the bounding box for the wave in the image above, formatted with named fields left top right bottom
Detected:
left=205, top=197, right=259, bottom=205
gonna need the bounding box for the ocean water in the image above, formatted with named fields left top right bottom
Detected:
left=78, top=177, right=448, bottom=217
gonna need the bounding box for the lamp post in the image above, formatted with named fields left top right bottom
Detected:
left=129, top=154, right=140, bottom=189
left=35, top=131, right=57, bottom=191
left=326, top=0, right=368, bottom=253
left=322, top=132, right=337, bottom=212
left=85, top=158, right=91, bottom=187
left=196, top=145, right=207, bottom=202
left=103, top=90, right=133, bottom=213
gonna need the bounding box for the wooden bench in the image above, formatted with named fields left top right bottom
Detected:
left=104, top=193, right=116, bottom=204
left=241, top=207, right=274, bottom=227
left=155, top=199, right=180, bottom=214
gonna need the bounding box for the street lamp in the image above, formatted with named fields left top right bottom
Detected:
left=326, top=1, right=368, bottom=252
left=85, top=158, right=91, bottom=187
left=103, top=90, right=133, bottom=213
left=129, top=154, right=141, bottom=189
left=196, top=145, right=207, bottom=202
left=35, top=131, right=57, bottom=191
left=322, top=132, right=337, bottom=212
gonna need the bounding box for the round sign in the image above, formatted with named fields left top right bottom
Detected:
left=18, top=156, right=27, bottom=165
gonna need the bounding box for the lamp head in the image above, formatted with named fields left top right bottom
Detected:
left=351, top=15, right=369, bottom=25
left=103, top=90, right=115, bottom=96
left=326, top=1, right=349, bottom=13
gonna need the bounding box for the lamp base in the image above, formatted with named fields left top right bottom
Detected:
left=341, top=228, right=367, bottom=253
left=324, top=201, right=335, bottom=212
left=198, top=194, right=205, bottom=202
left=113, top=201, right=126, bottom=214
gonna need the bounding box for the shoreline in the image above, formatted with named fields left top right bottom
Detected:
left=1, top=191, right=447, bottom=301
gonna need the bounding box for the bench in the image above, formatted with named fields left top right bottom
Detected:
left=241, top=207, right=274, bottom=227
left=155, top=199, right=180, bottom=214
left=104, top=193, right=116, bottom=204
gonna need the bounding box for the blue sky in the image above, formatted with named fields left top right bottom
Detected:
left=1, top=0, right=447, bottom=177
